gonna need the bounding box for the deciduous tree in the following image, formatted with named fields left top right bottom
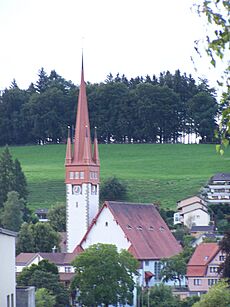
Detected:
left=47, top=203, right=66, bottom=232
left=17, top=222, right=60, bottom=253
left=17, top=260, right=68, bottom=307
left=71, top=243, right=139, bottom=307
left=35, top=288, right=56, bottom=307
left=193, top=280, right=230, bottom=307
left=100, top=177, right=127, bottom=203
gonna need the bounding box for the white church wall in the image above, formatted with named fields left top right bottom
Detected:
left=81, top=206, right=130, bottom=251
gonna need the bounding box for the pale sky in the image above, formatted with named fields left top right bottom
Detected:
left=0, top=0, right=225, bottom=94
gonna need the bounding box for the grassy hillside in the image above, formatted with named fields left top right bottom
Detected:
left=1, top=143, right=230, bottom=211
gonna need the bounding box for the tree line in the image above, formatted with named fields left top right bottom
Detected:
left=0, top=68, right=219, bottom=145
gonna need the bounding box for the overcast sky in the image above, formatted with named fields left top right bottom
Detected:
left=0, top=0, right=225, bottom=94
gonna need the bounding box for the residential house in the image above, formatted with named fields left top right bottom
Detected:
left=206, top=173, right=230, bottom=204
left=34, top=208, right=49, bottom=222
left=186, top=242, right=225, bottom=295
left=174, top=196, right=210, bottom=228
left=0, top=228, right=17, bottom=307
left=16, top=252, right=77, bottom=287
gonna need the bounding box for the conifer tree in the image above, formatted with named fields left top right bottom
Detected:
left=1, top=191, right=24, bottom=232
left=0, top=146, right=28, bottom=209
left=0, top=146, right=15, bottom=208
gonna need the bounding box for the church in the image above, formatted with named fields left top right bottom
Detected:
left=16, top=57, right=182, bottom=290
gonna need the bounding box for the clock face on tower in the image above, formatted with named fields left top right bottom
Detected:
left=72, top=185, right=82, bottom=195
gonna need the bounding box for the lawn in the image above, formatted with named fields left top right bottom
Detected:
left=2, top=143, right=230, bottom=211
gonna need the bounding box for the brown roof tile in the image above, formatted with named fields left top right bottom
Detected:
left=188, top=243, right=220, bottom=266
left=186, top=243, right=220, bottom=277
left=107, top=201, right=182, bottom=260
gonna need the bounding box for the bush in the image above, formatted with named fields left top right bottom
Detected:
left=100, top=177, right=127, bottom=203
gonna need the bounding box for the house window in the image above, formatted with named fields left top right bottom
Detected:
left=105, top=222, right=108, bottom=227
left=7, top=295, right=10, bottom=307
left=74, top=172, right=79, bottom=179
left=194, top=279, right=201, bottom=285
left=219, top=255, right=225, bottom=261
left=210, top=266, right=218, bottom=273
left=208, top=279, right=218, bottom=286
left=80, top=171, right=84, bottom=179
left=69, top=172, right=74, bottom=179
left=65, top=267, right=72, bottom=273
left=145, top=260, right=149, bottom=266
left=154, top=262, right=161, bottom=281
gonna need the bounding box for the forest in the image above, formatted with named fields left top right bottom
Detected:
left=0, top=68, right=219, bottom=146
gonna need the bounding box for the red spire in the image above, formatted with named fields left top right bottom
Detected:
left=73, top=54, right=93, bottom=164
left=82, top=125, right=91, bottom=164
left=65, top=126, right=72, bottom=165
left=93, top=127, right=100, bottom=165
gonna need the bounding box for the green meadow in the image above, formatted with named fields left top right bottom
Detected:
left=2, top=144, right=230, bottom=211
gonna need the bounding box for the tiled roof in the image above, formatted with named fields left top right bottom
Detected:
left=190, top=225, right=215, bottom=233
left=187, top=266, right=206, bottom=276
left=16, top=253, right=38, bottom=265
left=186, top=243, right=220, bottom=277
left=35, top=208, right=48, bottom=214
left=16, top=251, right=78, bottom=266
left=106, top=201, right=182, bottom=260
left=211, top=173, right=230, bottom=181
left=177, top=196, right=203, bottom=208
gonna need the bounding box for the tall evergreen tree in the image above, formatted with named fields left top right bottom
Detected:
left=0, top=146, right=15, bottom=208
left=1, top=191, right=24, bottom=231
left=0, top=147, right=28, bottom=208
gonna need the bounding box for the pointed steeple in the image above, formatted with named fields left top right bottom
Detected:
left=73, top=53, right=93, bottom=164
left=93, top=127, right=100, bottom=165
left=82, top=125, right=91, bottom=164
left=65, top=126, right=72, bottom=165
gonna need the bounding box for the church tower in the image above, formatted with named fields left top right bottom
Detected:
left=65, top=56, right=100, bottom=253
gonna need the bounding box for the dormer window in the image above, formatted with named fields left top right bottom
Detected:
left=127, top=225, right=132, bottom=230
left=137, top=226, right=143, bottom=230
left=149, top=226, right=154, bottom=231
left=159, top=226, right=165, bottom=232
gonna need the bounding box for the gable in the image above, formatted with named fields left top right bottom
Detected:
left=81, top=206, right=131, bottom=251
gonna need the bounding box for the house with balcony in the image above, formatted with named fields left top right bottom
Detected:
left=174, top=196, right=210, bottom=229
left=186, top=242, right=225, bottom=295
left=206, top=173, right=230, bottom=204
